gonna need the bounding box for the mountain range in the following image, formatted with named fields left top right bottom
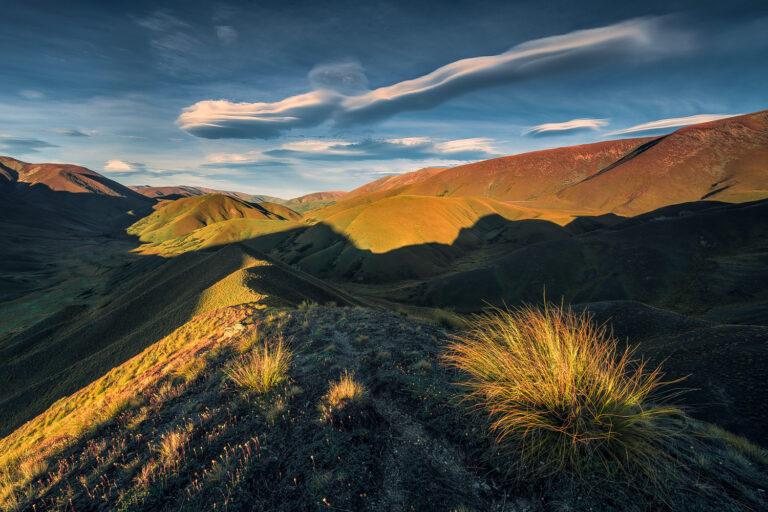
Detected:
left=1, top=109, right=767, bottom=511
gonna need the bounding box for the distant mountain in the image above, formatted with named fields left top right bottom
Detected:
left=289, top=191, right=347, bottom=203
left=1, top=156, right=148, bottom=200
left=130, top=185, right=283, bottom=204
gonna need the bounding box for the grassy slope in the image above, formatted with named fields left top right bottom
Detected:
left=1, top=305, right=766, bottom=511
left=128, top=194, right=302, bottom=244
left=313, top=194, right=580, bottom=253
left=0, top=244, right=353, bottom=438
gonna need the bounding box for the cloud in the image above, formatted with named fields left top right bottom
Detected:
left=210, top=137, right=500, bottom=162
left=104, top=159, right=147, bottom=173
left=178, top=90, right=344, bottom=139
left=308, top=60, right=368, bottom=93
left=137, top=11, right=203, bottom=74
left=216, top=25, right=238, bottom=46
left=178, top=17, right=689, bottom=139
left=0, top=135, right=57, bottom=154
left=523, top=118, right=609, bottom=137
left=608, top=114, right=742, bottom=135
left=53, top=128, right=90, bottom=137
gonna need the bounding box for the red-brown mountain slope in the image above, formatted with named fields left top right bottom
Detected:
left=1, top=156, right=147, bottom=199
left=394, top=110, right=768, bottom=215
left=345, top=167, right=449, bottom=198
left=402, top=139, right=658, bottom=203
left=555, top=111, right=768, bottom=214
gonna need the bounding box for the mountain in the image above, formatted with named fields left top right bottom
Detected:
left=0, top=157, right=155, bottom=335
left=2, top=111, right=768, bottom=511
left=344, top=166, right=449, bottom=198
left=131, top=185, right=284, bottom=204
left=400, top=111, right=768, bottom=214
left=289, top=191, right=347, bottom=203
left=2, top=156, right=147, bottom=199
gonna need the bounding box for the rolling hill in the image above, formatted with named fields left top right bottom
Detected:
left=128, top=194, right=302, bottom=246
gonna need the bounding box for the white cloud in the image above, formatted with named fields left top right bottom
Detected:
left=609, top=114, right=742, bottom=135
left=104, top=159, right=141, bottom=172
left=178, top=17, right=689, bottom=139
left=523, top=118, right=609, bottom=136
left=205, top=151, right=268, bottom=164
left=435, top=138, right=498, bottom=154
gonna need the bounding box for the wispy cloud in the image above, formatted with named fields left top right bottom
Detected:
left=205, top=137, right=499, bottom=164
left=523, top=118, right=609, bottom=136
left=53, top=128, right=91, bottom=137
left=178, top=17, right=690, bottom=139
left=608, top=113, right=742, bottom=135
left=136, top=11, right=203, bottom=74
left=0, top=135, right=57, bottom=154
left=215, top=25, right=238, bottom=46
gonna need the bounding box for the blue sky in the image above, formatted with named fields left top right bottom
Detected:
left=1, top=0, right=766, bottom=198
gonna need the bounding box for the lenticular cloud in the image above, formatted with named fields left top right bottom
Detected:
left=177, top=17, right=687, bottom=139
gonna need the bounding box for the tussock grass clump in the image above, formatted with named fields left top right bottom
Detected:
left=325, top=371, right=367, bottom=410
left=443, top=304, right=685, bottom=479
left=156, top=423, right=193, bottom=467
left=322, top=371, right=372, bottom=428
left=225, top=336, right=292, bottom=394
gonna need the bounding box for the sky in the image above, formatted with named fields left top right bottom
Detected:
left=1, top=0, right=766, bottom=198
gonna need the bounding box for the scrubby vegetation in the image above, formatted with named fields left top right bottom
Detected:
left=225, top=336, right=293, bottom=394
left=443, top=304, right=685, bottom=479
left=0, top=304, right=766, bottom=511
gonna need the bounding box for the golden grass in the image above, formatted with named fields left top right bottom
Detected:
left=442, top=304, right=686, bottom=479
left=156, top=423, right=193, bottom=467
left=225, top=336, right=293, bottom=393
left=324, top=371, right=367, bottom=410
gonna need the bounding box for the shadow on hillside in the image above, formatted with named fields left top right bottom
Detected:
left=2, top=185, right=768, bottom=443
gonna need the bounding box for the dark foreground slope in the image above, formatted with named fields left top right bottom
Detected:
left=1, top=305, right=766, bottom=512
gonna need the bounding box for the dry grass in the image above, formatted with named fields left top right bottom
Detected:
left=443, top=304, right=686, bottom=479
left=324, top=371, right=367, bottom=410
left=156, top=423, right=194, bottom=467
left=225, top=336, right=293, bottom=394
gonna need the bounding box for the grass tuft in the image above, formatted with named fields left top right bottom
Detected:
left=443, top=304, right=686, bottom=479
left=224, top=336, right=293, bottom=394
left=325, top=371, right=367, bottom=410
left=156, top=423, right=193, bottom=467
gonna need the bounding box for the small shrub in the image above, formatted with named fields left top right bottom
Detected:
left=443, top=304, right=685, bottom=479
left=225, top=336, right=292, bottom=394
